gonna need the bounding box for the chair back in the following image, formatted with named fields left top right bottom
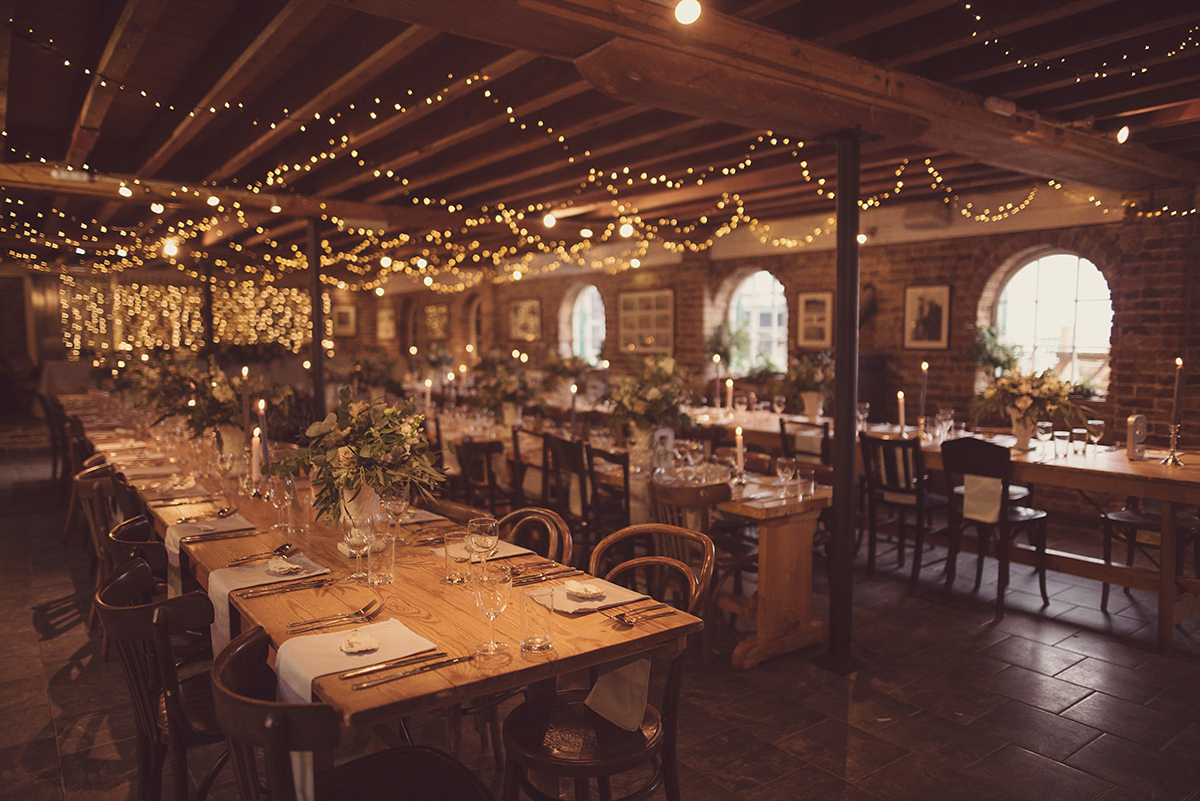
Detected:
left=590, top=523, right=714, bottom=611
left=859, top=433, right=931, bottom=505
left=457, top=438, right=508, bottom=515
left=940, top=437, right=1014, bottom=526
left=94, top=559, right=215, bottom=748
left=648, top=478, right=731, bottom=537
left=76, top=463, right=122, bottom=570
left=107, top=515, right=169, bottom=579
left=510, top=425, right=547, bottom=505
left=212, top=626, right=496, bottom=801
left=543, top=433, right=590, bottom=525
left=64, top=415, right=95, bottom=477
left=780, top=418, right=832, bottom=465
left=497, top=507, right=573, bottom=565
left=585, top=442, right=631, bottom=533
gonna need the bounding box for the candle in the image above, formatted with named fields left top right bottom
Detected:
left=735, top=426, right=745, bottom=473
left=1173, top=357, right=1184, bottom=427
left=919, top=361, right=929, bottom=433
left=570, top=383, right=578, bottom=433
left=241, top=365, right=251, bottom=448
left=897, top=390, right=906, bottom=434
left=250, top=426, right=262, bottom=484
left=424, top=378, right=432, bottom=411
left=257, top=399, right=271, bottom=476
left=725, top=378, right=734, bottom=409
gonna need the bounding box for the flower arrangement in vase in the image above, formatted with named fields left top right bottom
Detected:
left=781, top=351, right=835, bottom=419
left=473, top=349, right=536, bottom=419
left=970, top=369, right=1080, bottom=449
left=277, top=387, right=442, bottom=525
left=602, top=356, right=695, bottom=435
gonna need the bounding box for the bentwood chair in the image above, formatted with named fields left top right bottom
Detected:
left=77, top=463, right=125, bottom=645
left=859, top=433, right=947, bottom=586
left=94, top=559, right=227, bottom=801
left=212, top=626, right=494, bottom=801
left=501, top=525, right=713, bottom=801
left=1101, top=498, right=1200, bottom=612
left=585, top=441, right=632, bottom=540
left=544, top=433, right=594, bottom=554
left=107, top=515, right=170, bottom=585
left=940, top=437, right=1050, bottom=619
left=780, top=418, right=832, bottom=466
left=510, top=424, right=548, bottom=506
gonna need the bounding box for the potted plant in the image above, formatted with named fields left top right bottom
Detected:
left=970, top=369, right=1080, bottom=449
left=781, top=351, right=835, bottom=420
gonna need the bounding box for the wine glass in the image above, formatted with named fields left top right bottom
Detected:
left=467, top=517, right=500, bottom=566
left=267, top=475, right=294, bottom=532
left=856, top=402, right=871, bottom=432
left=1087, top=419, right=1106, bottom=455
left=386, top=488, right=414, bottom=543
left=472, top=562, right=512, bottom=656
left=733, top=394, right=749, bottom=415
left=1035, top=421, right=1054, bottom=456
left=772, top=395, right=786, bottom=415
left=775, top=456, right=796, bottom=498
left=342, top=512, right=371, bottom=582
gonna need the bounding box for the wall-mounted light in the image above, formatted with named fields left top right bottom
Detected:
left=675, top=0, right=701, bottom=24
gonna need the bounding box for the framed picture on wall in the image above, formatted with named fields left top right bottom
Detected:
left=424, top=304, right=449, bottom=340
left=617, top=289, right=673, bottom=353
left=376, top=305, right=396, bottom=341
left=903, top=284, right=950, bottom=349
left=332, top=304, right=357, bottom=337
left=509, top=298, right=542, bottom=342
left=796, top=291, right=833, bottom=348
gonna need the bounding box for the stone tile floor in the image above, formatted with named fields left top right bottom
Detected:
left=2, top=443, right=1199, bottom=801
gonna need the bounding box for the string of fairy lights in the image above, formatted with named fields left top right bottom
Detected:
left=5, top=4, right=1199, bottom=339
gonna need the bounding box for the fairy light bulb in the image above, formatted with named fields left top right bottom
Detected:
left=675, top=0, right=701, bottom=24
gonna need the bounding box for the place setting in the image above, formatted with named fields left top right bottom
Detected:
left=207, top=547, right=333, bottom=651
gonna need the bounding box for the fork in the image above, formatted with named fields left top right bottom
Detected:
left=288, top=601, right=384, bottom=632
left=616, top=608, right=676, bottom=626
left=287, top=599, right=380, bottom=628
left=178, top=506, right=237, bottom=524
left=227, top=543, right=293, bottom=566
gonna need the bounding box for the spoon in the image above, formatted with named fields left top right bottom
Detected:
left=178, top=506, right=236, bottom=523
left=227, top=542, right=293, bottom=566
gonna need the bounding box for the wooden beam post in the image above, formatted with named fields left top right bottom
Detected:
left=308, top=219, right=326, bottom=419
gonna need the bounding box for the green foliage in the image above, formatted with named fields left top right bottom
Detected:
left=970, top=369, right=1082, bottom=427
left=602, top=356, right=695, bottom=432
left=779, top=351, right=835, bottom=408
left=966, top=325, right=1019, bottom=377
left=473, top=348, right=536, bottom=413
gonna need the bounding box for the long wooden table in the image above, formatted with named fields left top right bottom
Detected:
left=924, top=443, right=1200, bottom=651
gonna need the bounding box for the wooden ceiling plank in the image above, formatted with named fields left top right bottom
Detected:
left=65, top=0, right=170, bottom=165
left=733, top=0, right=801, bottom=22
left=815, top=0, right=959, bottom=48
left=205, top=23, right=441, bottom=183
left=137, top=0, right=326, bottom=177
left=0, top=0, right=12, bottom=158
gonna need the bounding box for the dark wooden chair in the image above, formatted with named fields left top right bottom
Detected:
left=585, top=441, right=632, bottom=540
left=501, top=524, right=713, bottom=801
left=780, top=417, right=831, bottom=465
left=37, top=393, right=68, bottom=483
left=859, top=432, right=947, bottom=587
left=941, top=437, right=1050, bottom=619
left=211, top=625, right=494, bottom=801
left=544, top=433, right=593, bottom=555
left=94, top=559, right=227, bottom=801
left=107, top=515, right=170, bottom=585
left=510, top=424, right=548, bottom=506
left=1101, top=498, right=1200, bottom=612
left=458, top=438, right=516, bottom=517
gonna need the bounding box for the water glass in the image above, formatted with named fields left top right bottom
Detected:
left=1035, top=421, right=1054, bottom=456
left=1053, top=430, right=1070, bottom=458
left=775, top=456, right=796, bottom=498
left=772, top=395, right=786, bottom=414
left=342, top=519, right=370, bottom=582
left=1087, top=419, right=1105, bottom=455
left=472, top=563, right=512, bottom=656
left=367, top=527, right=396, bottom=585
left=520, top=586, right=554, bottom=653
left=795, top=466, right=816, bottom=497
left=1071, top=428, right=1088, bottom=454
left=856, top=402, right=871, bottom=432
left=467, top=517, right=499, bottom=565
left=443, top=529, right=472, bottom=584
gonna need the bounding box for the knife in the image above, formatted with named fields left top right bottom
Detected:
left=513, top=569, right=582, bottom=586
left=338, top=649, right=446, bottom=680
left=180, top=528, right=257, bottom=544
left=150, top=495, right=221, bottom=507
left=237, top=577, right=335, bottom=598
left=352, top=655, right=475, bottom=690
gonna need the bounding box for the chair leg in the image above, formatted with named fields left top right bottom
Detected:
left=574, top=777, right=591, bottom=800
left=1101, top=520, right=1114, bottom=612
left=943, top=528, right=960, bottom=599
left=974, top=526, right=989, bottom=592
left=1036, top=521, right=1049, bottom=606
left=908, top=509, right=926, bottom=591
left=447, top=705, right=463, bottom=760
left=896, top=509, right=907, bottom=568
left=170, top=731, right=188, bottom=801
left=866, top=502, right=878, bottom=574
left=995, top=534, right=1013, bottom=621
left=195, top=748, right=229, bottom=801
left=501, top=755, right=521, bottom=801
left=485, top=705, right=504, bottom=772
left=597, top=776, right=614, bottom=801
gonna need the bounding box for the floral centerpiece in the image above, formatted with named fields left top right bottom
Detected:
left=473, top=349, right=536, bottom=419
left=277, top=388, right=442, bottom=525
left=970, top=369, right=1080, bottom=448
left=780, top=351, right=834, bottom=419
left=603, top=356, right=694, bottom=435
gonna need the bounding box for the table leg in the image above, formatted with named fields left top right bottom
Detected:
left=730, top=509, right=827, bottom=669
left=1157, top=501, right=1178, bottom=651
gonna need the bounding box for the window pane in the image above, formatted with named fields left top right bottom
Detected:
left=728, top=270, right=788, bottom=374
left=570, top=285, right=605, bottom=364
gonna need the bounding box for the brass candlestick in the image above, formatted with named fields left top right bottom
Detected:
left=1161, top=423, right=1185, bottom=466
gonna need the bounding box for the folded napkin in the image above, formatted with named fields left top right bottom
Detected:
left=962, top=474, right=1003, bottom=524
left=144, top=482, right=211, bottom=502
left=537, top=578, right=649, bottom=615
left=106, top=450, right=168, bottom=464
left=164, top=513, right=257, bottom=566
left=119, top=463, right=181, bottom=480
left=428, top=539, right=533, bottom=562
left=404, top=509, right=447, bottom=524
left=208, top=552, right=330, bottom=652
left=276, top=618, right=436, bottom=703
left=586, top=657, right=651, bottom=731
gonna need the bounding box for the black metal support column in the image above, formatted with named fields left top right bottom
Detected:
left=308, top=219, right=327, bottom=418
left=824, top=129, right=864, bottom=673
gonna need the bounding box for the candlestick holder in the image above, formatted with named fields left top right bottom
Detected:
left=1161, top=423, right=1185, bottom=466
left=733, top=468, right=747, bottom=485
left=917, top=416, right=928, bottom=441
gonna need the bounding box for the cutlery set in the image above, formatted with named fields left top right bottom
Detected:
left=236, top=576, right=335, bottom=598
left=512, top=567, right=582, bottom=586
left=288, top=600, right=385, bottom=632
left=226, top=543, right=293, bottom=566
left=177, top=506, right=237, bottom=523
left=179, top=528, right=257, bottom=544
left=600, top=601, right=677, bottom=626
left=350, top=654, right=476, bottom=690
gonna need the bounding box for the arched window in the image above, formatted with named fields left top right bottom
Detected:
left=996, top=252, right=1112, bottom=393
left=570, top=285, right=605, bottom=365
left=728, top=270, right=788, bottom=374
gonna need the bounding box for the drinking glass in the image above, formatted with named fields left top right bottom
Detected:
left=856, top=402, right=870, bottom=432
left=267, top=475, right=293, bottom=532
left=472, top=563, right=512, bottom=656
left=733, top=394, right=749, bottom=414
left=772, top=395, right=787, bottom=415
left=1087, top=419, right=1105, bottom=455
left=342, top=516, right=370, bottom=582
left=1053, top=430, right=1070, bottom=458
left=1035, top=421, right=1054, bottom=456
left=1071, top=427, right=1088, bottom=454
left=443, top=529, right=473, bottom=584
left=775, top=456, right=796, bottom=498
left=467, top=517, right=500, bottom=566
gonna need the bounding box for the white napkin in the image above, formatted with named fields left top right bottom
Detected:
left=585, top=658, right=651, bottom=731
left=207, top=553, right=330, bottom=652
left=404, top=509, right=447, bottom=524
left=164, top=512, right=257, bottom=565
left=120, top=464, right=181, bottom=480
left=962, top=474, right=1003, bottom=524
left=538, top=578, right=649, bottom=614
left=428, top=539, right=533, bottom=562
left=276, top=618, right=436, bottom=703
left=144, top=482, right=211, bottom=502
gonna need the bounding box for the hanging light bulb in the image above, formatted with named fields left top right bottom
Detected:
left=162, top=238, right=179, bottom=257
left=1116, top=125, right=1131, bottom=144
left=619, top=222, right=634, bottom=237
left=150, top=202, right=165, bottom=214
left=542, top=213, right=557, bottom=228
left=675, top=0, right=701, bottom=24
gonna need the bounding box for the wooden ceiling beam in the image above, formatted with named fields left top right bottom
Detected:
left=732, top=0, right=801, bottom=23
left=0, top=0, right=12, bottom=162
left=64, top=0, right=169, bottom=166
left=204, top=23, right=441, bottom=184
left=814, top=0, right=959, bottom=48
